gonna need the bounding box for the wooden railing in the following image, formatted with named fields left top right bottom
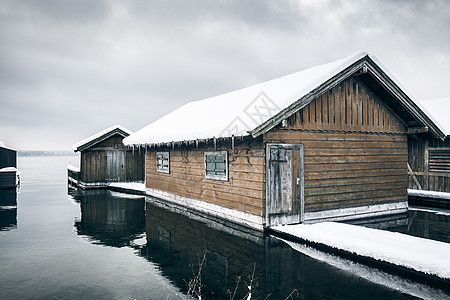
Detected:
left=67, top=165, right=80, bottom=186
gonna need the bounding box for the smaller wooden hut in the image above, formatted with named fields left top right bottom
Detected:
left=408, top=97, right=450, bottom=197
left=0, top=142, right=18, bottom=189
left=71, top=125, right=145, bottom=188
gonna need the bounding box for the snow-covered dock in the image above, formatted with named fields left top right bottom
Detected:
left=408, top=189, right=450, bottom=209
left=108, top=182, right=146, bottom=195
left=270, top=222, right=450, bottom=288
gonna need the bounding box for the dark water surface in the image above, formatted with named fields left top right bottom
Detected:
left=0, top=156, right=449, bottom=299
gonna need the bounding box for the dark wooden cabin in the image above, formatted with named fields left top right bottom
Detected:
left=72, top=125, right=145, bottom=188
left=124, top=52, right=445, bottom=232
left=407, top=97, right=450, bottom=205
left=0, top=143, right=18, bottom=189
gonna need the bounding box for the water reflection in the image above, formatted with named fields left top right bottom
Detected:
left=71, top=188, right=145, bottom=247
left=395, top=208, right=450, bottom=243
left=71, top=188, right=449, bottom=299
left=0, top=188, right=17, bottom=231
left=140, top=201, right=448, bottom=299
left=349, top=208, right=450, bottom=243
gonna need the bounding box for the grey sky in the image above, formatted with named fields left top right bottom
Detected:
left=1, top=0, right=449, bottom=150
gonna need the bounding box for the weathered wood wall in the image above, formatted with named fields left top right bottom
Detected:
left=265, top=77, right=408, bottom=213
left=0, top=147, right=16, bottom=169
left=145, top=137, right=265, bottom=216
left=408, top=137, right=450, bottom=193
left=80, top=134, right=145, bottom=185
left=143, top=203, right=266, bottom=299
left=125, top=149, right=145, bottom=182
left=75, top=190, right=145, bottom=247
left=288, top=78, right=405, bottom=133
left=81, top=150, right=107, bottom=184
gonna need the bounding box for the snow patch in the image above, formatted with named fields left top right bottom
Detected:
left=109, top=182, right=146, bottom=192
left=272, top=222, right=450, bottom=280
left=416, top=97, right=450, bottom=136
left=304, top=201, right=407, bottom=222
left=280, top=239, right=449, bottom=299
left=67, top=165, right=80, bottom=172
left=408, top=189, right=450, bottom=200
left=0, top=167, right=17, bottom=172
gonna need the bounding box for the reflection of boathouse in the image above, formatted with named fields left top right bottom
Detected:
left=70, top=125, right=145, bottom=189
left=407, top=97, right=450, bottom=206
left=73, top=189, right=145, bottom=247
left=140, top=200, right=449, bottom=299
left=0, top=188, right=17, bottom=231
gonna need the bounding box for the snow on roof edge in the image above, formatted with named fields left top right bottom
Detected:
left=369, top=55, right=446, bottom=139
left=416, top=97, right=450, bottom=136
left=72, top=125, right=133, bottom=152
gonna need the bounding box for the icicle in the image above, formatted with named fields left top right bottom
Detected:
left=195, top=139, right=199, bottom=148
left=213, top=137, right=217, bottom=150
left=232, top=135, right=235, bottom=153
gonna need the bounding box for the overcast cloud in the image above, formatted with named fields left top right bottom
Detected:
left=1, top=0, right=449, bottom=150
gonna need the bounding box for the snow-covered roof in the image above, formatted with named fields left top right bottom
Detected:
left=124, top=51, right=445, bottom=146
left=416, top=97, right=450, bottom=136
left=72, top=125, right=132, bottom=152
left=0, top=141, right=16, bottom=151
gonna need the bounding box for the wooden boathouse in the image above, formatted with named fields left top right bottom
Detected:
left=0, top=142, right=18, bottom=189
left=407, top=97, right=450, bottom=207
left=71, top=125, right=145, bottom=188
left=124, top=52, right=445, bottom=232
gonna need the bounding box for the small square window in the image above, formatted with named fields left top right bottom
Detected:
left=204, top=151, right=228, bottom=181
left=156, top=152, right=170, bottom=173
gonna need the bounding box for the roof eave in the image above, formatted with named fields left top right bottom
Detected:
left=250, top=55, right=446, bottom=141
left=363, top=56, right=446, bottom=141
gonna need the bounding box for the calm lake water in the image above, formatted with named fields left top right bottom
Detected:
left=0, top=156, right=449, bottom=299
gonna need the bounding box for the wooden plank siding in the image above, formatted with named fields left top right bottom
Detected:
left=145, top=138, right=266, bottom=216
left=0, top=147, right=16, bottom=169
left=125, top=149, right=145, bottom=182
left=408, top=137, right=450, bottom=193
left=81, top=150, right=107, bottom=184
left=80, top=134, right=145, bottom=184
left=290, top=78, right=405, bottom=133
left=264, top=76, right=408, bottom=213
left=144, top=76, right=411, bottom=224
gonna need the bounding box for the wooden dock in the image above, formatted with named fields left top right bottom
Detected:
left=270, top=222, right=450, bottom=291
left=408, top=189, right=450, bottom=209
left=0, top=145, right=18, bottom=189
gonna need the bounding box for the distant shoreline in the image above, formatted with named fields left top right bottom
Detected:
left=18, top=151, right=78, bottom=157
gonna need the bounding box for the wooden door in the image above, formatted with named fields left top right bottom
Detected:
left=266, top=144, right=304, bottom=227
left=106, top=150, right=125, bottom=182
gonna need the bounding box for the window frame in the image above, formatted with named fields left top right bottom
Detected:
left=156, top=151, right=170, bottom=174
left=204, top=151, right=228, bottom=181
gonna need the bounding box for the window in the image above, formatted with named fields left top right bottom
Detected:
left=204, top=151, right=228, bottom=181
left=156, top=152, right=170, bottom=173
left=429, top=148, right=450, bottom=173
